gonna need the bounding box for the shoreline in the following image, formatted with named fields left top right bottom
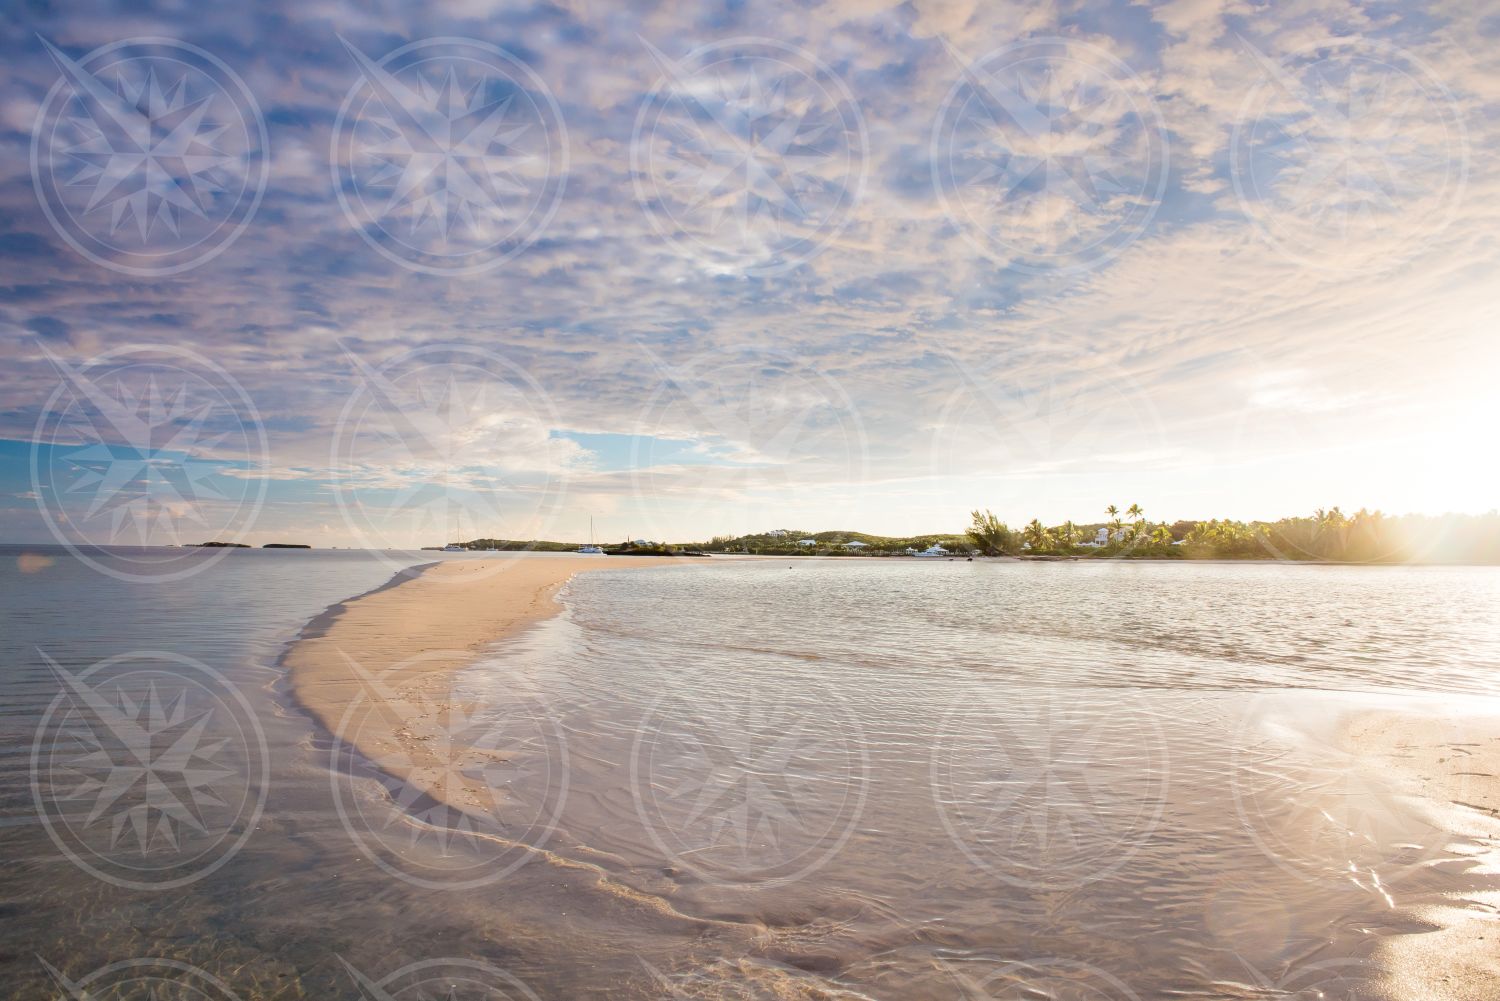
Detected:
left=1344, top=706, right=1500, bottom=821
left=278, top=554, right=1500, bottom=998
left=1341, top=706, right=1500, bottom=1001
left=280, top=555, right=690, bottom=818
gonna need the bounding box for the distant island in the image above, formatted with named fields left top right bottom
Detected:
left=431, top=506, right=1500, bottom=564
left=189, top=542, right=311, bottom=549
left=426, top=539, right=709, bottom=557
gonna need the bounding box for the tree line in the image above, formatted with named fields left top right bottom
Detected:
left=966, top=506, right=1500, bottom=563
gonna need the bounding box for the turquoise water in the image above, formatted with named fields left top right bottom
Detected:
left=2, top=549, right=1499, bottom=999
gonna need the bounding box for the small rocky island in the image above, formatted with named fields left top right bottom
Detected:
left=188, top=542, right=312, bottom=549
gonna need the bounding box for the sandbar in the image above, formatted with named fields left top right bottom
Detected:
left=282, top=555, right=683, bottom=815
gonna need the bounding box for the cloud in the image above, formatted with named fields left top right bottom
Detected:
left=0, top=0, right=1495, bottom=544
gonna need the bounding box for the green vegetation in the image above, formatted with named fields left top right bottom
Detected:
left=697, top=529, right=972, bottom=556
left=965, top=510, right=1014, bottom=556
left=435, top=539, right=580, bottom=552
left=439, top=508, right=1500, bottom=563
left=1178, top=508, right=1500, bottom=563
left=441, top=530, right=971, bottom=556
left=965, top=506, right=1500, bottom=563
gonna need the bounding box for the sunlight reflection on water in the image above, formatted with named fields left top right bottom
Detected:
left=2, top=551, right=1498, bottom=999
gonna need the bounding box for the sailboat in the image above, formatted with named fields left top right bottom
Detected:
left=443, top=510, right=467, bottom=551
left=578, top=516, right=604, bottom=555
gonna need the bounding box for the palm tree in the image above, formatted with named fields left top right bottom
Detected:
left=1315, top=506, right=1348, bottom=559
left=1024, top=519, right=1051, bottom=551
left=1106, top=504, right=1119, bottom=521
left=1151, top=525, right=1172, bottom=546
left=1127, top=503, right=1143, bottom=522
left=966, top=509, right=1013, bottom=556
left=1062, top=520, right=1077, bottom=547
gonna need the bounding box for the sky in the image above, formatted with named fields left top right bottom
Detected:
left=0, top=0, right=1496, bottom=549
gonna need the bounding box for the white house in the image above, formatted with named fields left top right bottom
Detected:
left=797, top=539, right=817, bottom=547
left=767, top=529, right=789, bottom=537
left=1095, top=527, right=1110, bottom=544
left=841, top=540, right=869, bottom=550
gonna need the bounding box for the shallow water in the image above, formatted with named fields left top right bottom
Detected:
left=2, top=550, right=1498, bottom=999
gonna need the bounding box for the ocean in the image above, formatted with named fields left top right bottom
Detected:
left=3, top=547, right=1498, bottom=999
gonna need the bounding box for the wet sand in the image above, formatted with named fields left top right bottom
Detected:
left=276, top=556, right=1500, bottom=999
left=1344, top=709, right=1500, bottom=1001
left=282, top=556, right=685, bottom=816
left=1347, top=709, right=1500, bottom=819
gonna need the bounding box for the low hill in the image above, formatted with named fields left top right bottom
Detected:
left=698, top=529, right=972, bottom=555
left=440, top=532, right=973, bottom=556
